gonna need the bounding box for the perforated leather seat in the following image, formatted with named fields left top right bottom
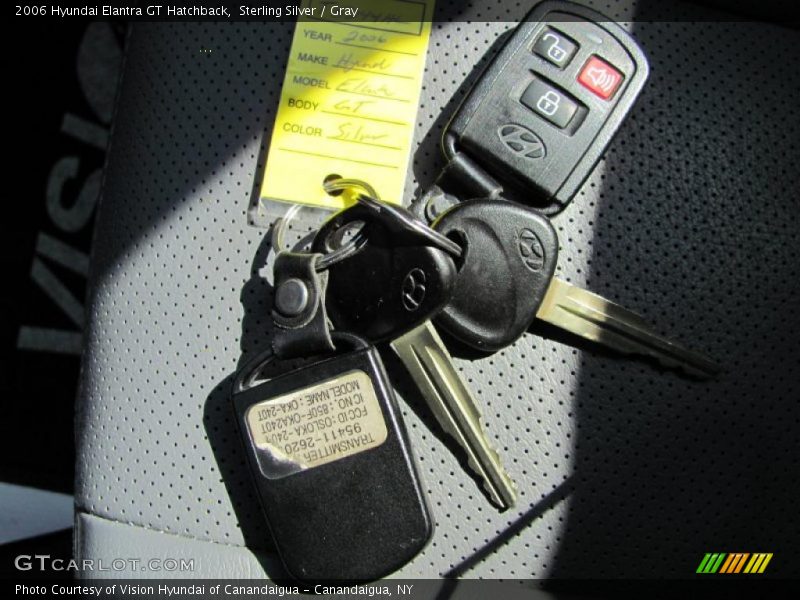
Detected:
left=75, top=1, right=800, bottom=580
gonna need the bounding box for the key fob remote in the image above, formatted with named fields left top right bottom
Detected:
left=440, top=1, right=649, bottom=214
left=231, top=334, right=432, bottom=581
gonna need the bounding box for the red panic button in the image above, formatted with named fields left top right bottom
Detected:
left=578, top=56, right=623, bottom=100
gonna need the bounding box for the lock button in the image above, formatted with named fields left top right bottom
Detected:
left=532, top=28, right=578, bottom=69
left=521, top=79, right=579, bottom=129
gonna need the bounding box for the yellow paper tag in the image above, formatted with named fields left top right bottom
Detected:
left=257, top=0, right=435, bottom=212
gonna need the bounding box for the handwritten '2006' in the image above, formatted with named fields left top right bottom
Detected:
left=342, top=30, right=388, bottom=45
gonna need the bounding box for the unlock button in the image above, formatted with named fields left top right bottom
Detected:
left=521, top=79, right=579, bottom=129
left=532, top=28, right=578, bottom=68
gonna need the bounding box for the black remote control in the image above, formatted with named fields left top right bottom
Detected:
left=422, top=1, right=650, bottom=217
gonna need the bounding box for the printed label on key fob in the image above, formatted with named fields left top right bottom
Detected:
left=245, top=370, right=388, bottom=479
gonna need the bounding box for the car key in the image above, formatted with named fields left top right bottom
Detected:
left=313, top=197, right=518, bottom=509
left=432, top=199, right=720, bottom=378
left=419, top=0, right=650, bottom=218
left=389, top=320, right=517, bottom=509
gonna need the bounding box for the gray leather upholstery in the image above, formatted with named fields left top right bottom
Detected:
left=75, top=513, right=279, bottom=579
left=75, top=1, right=800, bottom=579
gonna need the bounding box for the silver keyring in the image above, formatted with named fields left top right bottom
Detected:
left=271, top=203, right=368, bottom=271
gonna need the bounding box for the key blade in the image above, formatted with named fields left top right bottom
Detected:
left=391, top=321, right=517, bottom=509
left=536, top=278, right=721, bottom=379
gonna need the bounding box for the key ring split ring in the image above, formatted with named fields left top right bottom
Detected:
left=322, top=177, right=379, bottom=199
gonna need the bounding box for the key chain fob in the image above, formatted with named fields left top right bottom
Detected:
left=231, top=333, right=432, bottom=582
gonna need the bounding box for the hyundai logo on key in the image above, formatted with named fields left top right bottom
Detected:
left=402, top=268, right=427, bottom=311
left=497, top=124, right=546, bottom=159
left=518, top=229, right=546, bottom=272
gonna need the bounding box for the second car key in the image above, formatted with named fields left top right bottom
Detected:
left=418, top=0, right=650, bottom=218
left=313, top=193, right=518, bottom=510
left=431, top=199, right=720, bottom=378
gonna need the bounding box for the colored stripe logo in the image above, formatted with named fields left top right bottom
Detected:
left=696, top=553, right=773, bottom=574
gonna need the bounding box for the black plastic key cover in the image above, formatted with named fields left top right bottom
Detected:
left=432, top=200, right=558, bottom=352
left=312, top=205, right=457, bottom=343
left=232, top=338, right=432, bottom=581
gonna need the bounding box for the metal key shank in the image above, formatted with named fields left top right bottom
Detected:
left=392, top=321, right=518, bottom=509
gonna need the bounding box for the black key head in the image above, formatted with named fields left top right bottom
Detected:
left=432, top=199, right=559, bottom=352
left=312, top=201, right=457, bottom=343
